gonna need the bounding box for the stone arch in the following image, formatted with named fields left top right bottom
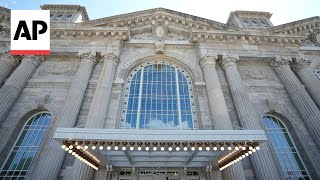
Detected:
left=117, top=50, right=203, bottom=83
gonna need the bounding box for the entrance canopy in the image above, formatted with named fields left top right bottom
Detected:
left=53, top=128, right=267, bottom=171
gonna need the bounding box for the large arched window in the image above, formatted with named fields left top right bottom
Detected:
left=262, top=115, right=310, bottom=179
left=0, top=112, right=52, bottom=179
left=120, top=61, right=198, bottom=130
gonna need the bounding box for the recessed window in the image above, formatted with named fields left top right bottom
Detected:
left=54, top=14, right=63, bottom=20
left=0, top=112, right=52, bottom=179
left=315, top=68, right=320, bottom=79
left=120, top=62, right=198, bottom=130
left=263, top=115, right=310, bottom=179
left=64, top=14, right=73, bottom=20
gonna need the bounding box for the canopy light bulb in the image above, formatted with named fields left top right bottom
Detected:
left=176, top=147, right=180, bottom=151
left=220, top=147, right=225, bottom=151
left=235, top=147, right=239, bottom=150
left=130, top=146, right=134, bottom=151
left=249, top=146, right=253, bottom=150
left=242, top=146, right=246, bottom=150
left=213, top=147, right=217, bottom=151
left=198, top=147, right=202, bottom=151
left=242, top=155, right=246, bottom=158
left=69, top=145, right=73, bottom=149
left=61, top=145, right=66, bottom=149
left=68, top=150, right=72, bottom=153
left=184, top=147, right=188, bottom=151
left=92, top=146, right=96, bottom=150
left=72, top=152, right=76, bottom=155
left=228, top=147, right=232, bottom=151
left=76, top=145, right=81, bottom=149
left=84, top=145, right=88, bottom=150
left=138, top=146, right=142, bottom=151
left=65, top=147, right=69, bottom=151
left=153, top=147, right=157, bottom=151
left=145, top=147, right=149, bottom=151
left=107, top=146, right=111, bottom=150
left=114, top=146, right=118, bottom=150
left=206, top=147, right=210, bottom=151
left=191, top=147, right=195, bottom=151
left=160, top=147, right=164, bottom=151
left=168, top=147, right=172, bottom=151
left=245, top=153, right=249, bottom=156
left=75, top=154, right=78, bottom=158
left=252, top=149, right=256, bottom=152
left=122, top=146, right=126, bottom=151
left=248, top=151, right=252, bottom=154
left=256, top=146, right=260, bottom=150
left=99, top=146, right=103, bottom=150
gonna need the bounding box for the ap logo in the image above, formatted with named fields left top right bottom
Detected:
left=11, top=10, right=50, bottom=55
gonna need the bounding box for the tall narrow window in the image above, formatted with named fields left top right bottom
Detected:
left=0, top=112, right=52, bottom=179
left=263, top=115, right=310, bottom=179
left=315, top=68, right=320, bottom=79
left=120, top=61, right=198, bottom=130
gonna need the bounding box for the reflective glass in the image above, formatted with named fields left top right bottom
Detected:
left=263, top=115, right=310, bottom=179
left=120, top=62, right=198, bottom=130
left=0, top=112, right=52, bottom=179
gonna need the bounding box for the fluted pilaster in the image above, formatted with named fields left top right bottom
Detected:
left=200, top=55, right=246, bottom=180
left=0, top=51, right=20, bottom=86
left=271, top=56, right=320, bottom=146
left=71, top=51, right=119, bottom=180
left=292, top=57, right=320, bottom=108
left=30, top=51, right=97, bottom=180
left=0, top=55, right=44, bottom=124
left=220, top=54, right=282, bottom=180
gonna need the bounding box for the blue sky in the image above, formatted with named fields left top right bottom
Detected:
left=1, top=0, right=319, bottom=25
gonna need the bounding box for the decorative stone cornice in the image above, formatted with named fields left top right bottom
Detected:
left=219, top=54, right=239, bottom=70
left=269, top=56, right=291, bottom=69
left=101, top=51, right=119, bottom=64
left=78, top=51, right=97, bottom=64
left=21, top=55, right=45, bottom=66
left=0, top=51, right=21, bottom=67
left=200, top=55, right=219, bottom=68
left=50, top=29, right=128, bottom=41
left=291, top=57, right=311, bottom=72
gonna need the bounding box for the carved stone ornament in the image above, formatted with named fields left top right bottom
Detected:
left=291, top=57, right=311, bottom=72
left=152, top=20, right=168, bottom=40
left=131, top=33, right=153, bottom=40
left=37, top=92, right=51, bottom=109
left=167, top=32, right=189, bottom=40
left=78, top=51, right=97, bottom=63
left=101, top=51, right=119, bottom=63
left=219, top=54, right=239, bottom=69
left=38, top=64, right=79, bottom=76
left=154, top=40, right=165, bottom=54
left=299, top=27, right=320, bottom=47
left=22, top=55, right=45, bottom=66
left=0, top=50, right=21, bottom=66
left=200, top=55, right=219, bottom=68
left=269, top=56, right=291, bottom=68
left=240, top=69, right=275, bottom=80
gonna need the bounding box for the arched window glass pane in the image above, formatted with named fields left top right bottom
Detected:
left=120, top=62, right=198, bottom=130
left=263, top=115, right=310, bottom=179
left=0, top=112, right=52, bottom=179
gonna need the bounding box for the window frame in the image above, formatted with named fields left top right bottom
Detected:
left=120, top=61, right=198, bottom=130
left=0, top=111, right=52, bottom=179
left=263, top=114, right=311, bottom=179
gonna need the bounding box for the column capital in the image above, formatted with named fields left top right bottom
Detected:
left=219, top=54, right=239, bottom=70
left=101, top=51, right=119, bottom=64
left=269, top=56, right=291, bottom=69
left=21, top=55, right=45, bottom=66
left=291, top=57, right=311, bottom=72
left=0, top=50, right=21, bottom=67
left=78, top=51, right=97, bottom=64
left=199, top=54, right=219, bottom=68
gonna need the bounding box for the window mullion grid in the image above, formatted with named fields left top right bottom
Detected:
left=136, top=68, right=144, bottom=129
left=175, top=68, right=183, bottom=130
left=5, top=114, right=39, bottom=177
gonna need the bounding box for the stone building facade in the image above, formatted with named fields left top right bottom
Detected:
left=0, top=4, right=320, bottom=180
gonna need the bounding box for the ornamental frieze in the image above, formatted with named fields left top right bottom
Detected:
left=240, top=69, right=276, bottom=81
left=38, top=63, right=79, bottom=76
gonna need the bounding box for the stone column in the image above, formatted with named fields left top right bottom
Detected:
left=71, top=51, right=119, bottom=180
left=0, top=55, right=44, bottom=124
left=0, top=51, right=20, bottom=86
left=220, top=54, right=282, bottom=180
left=200, top=55, right=246, bottom=180
left=30, top=51, right=97, bottom=180
left=271, top=56, right=320, bottom=146
left=292, top=57, right=320, bottom=108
